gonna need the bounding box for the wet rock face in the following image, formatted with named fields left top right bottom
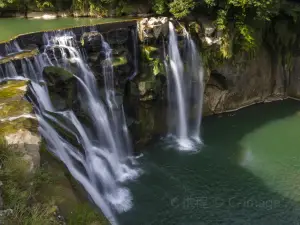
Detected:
left=0, top=80, right=41, bottom=172
left=81, top=31, right=103, bottom=53
left=130, top=19, right=168, bottom=102
left=203, top=49, right=286, bottom=114
left=288, top=56, right=300, bottom=99
left=0, top=48, right=39, bottom=65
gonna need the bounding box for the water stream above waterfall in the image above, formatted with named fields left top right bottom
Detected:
left=0, top=18, right=136, bottom=42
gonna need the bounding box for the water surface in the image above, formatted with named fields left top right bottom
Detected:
left=120, top=100, right=300, bottom=225
left=0, top=17, right=135, bottom=42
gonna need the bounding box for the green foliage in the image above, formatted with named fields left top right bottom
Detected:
left=67, top=204, right=108, bottom=225
left=152, top=59, right=164, bottom=75
left=169, top=0, right=196, bottom=18
left=116, top=0, right=135, bottom=16
left=72, top=0, right=112, bottom=15
left=152, top=0, right=168, bottom=15
left=0, top=0, right=16, bottom=8
left=0, top=141, right=59, bottom=225
left=202, top=0, right=283, bottom=58
left=35, top=0, right=54, bottom=10
left=151, top=0, right=197, bottom=18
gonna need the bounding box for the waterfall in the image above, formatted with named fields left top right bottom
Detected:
left=166, top=22, right=204, bottom=150
left=129, top=29, right=138, bottom=80
left=0, top=28, right=140, bottom=225
left=186, top=35, right=204, bottom=143
left=5, top=40, right=22, bottom=55
left=0, top=62, right=25, bottom=81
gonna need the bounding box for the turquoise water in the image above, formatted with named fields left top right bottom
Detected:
left=0, top=17, right=136, bottom=42
left=120, top=100, right=300, bottom=225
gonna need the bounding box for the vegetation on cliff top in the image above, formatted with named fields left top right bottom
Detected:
left=1, top=0, right=299, bottom=57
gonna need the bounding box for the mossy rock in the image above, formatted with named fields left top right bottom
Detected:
left=152, top=59, right=165, bottom=76
left=43, top=67, right=76, bottom=110
left=0, top=100, right=32, bottom=118
left=0, top=49, right=39, bottom=65
left=0, top=80, right=28, bottom=101
left=43, top=66, right=74, bottom=85
left=0, top=80, right=36, bottom=136
left=112, top=56, right=128, bottom=67
left=141, top=45, right=159, bottom=62
left=80, top=31, right=102, bottom=47
left=0, top=117, right=39, bottom=137
left=140, top=59, right=165, bottom=81
left=137, top=75, right=164, bottom=101
left=80, top=31, right=103, bottom=53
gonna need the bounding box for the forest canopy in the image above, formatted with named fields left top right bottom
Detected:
left=0, top=0, right=298, bottom=20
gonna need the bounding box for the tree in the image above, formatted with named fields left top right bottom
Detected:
left=169, top=0, right=196, bottom=18
left=0, top=0, right=16, bottom=8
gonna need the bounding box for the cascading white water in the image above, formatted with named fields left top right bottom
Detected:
left=5, top=40, right=22, bottom=55
left=0, top=62, right=25, bottom=81
left=101, top=36, right=133, bottom=159
left=186, top=35, right=204, bottom=143
left=0, top=28, right=140, bottom=225
left=129, top=29, right=138, bottom=80
left=166, top=22, right=204, bottom=150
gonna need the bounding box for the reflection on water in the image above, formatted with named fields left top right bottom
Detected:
left=120, top=100, right=300, bottom=225
left=240, top=110, right=300, bottom=202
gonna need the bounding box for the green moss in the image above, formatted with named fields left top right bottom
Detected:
left=0, top=118, right=39, bottom=136
left=67, top=204, right=108, bottom=225
left=0, top=80, right=28, bottom=101
left=0, top=100, right=32, bottom=118
left=80, top=31, right=102, bottom=47
left=0, top=49, right=39, bottom=65
left=141, top=45, right=159, bottom=62
left=0, top=80, right=36, bottom=137
left=152, top=59, right=165, bottom=76
left=43, top=66, right=74, bottom=84
left=112, top=56, right=128, bottom=67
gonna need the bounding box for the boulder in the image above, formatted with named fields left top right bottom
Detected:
left=138, top=17, right=168, bottom=42
left=43, top=66, right=76, bottom=110
left=43, top=66, right=74, bottom=84
left=80, top=31, right=103, bottom=53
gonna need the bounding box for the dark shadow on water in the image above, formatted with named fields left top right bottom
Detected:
left=119, top=99, right=300, bottom=225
